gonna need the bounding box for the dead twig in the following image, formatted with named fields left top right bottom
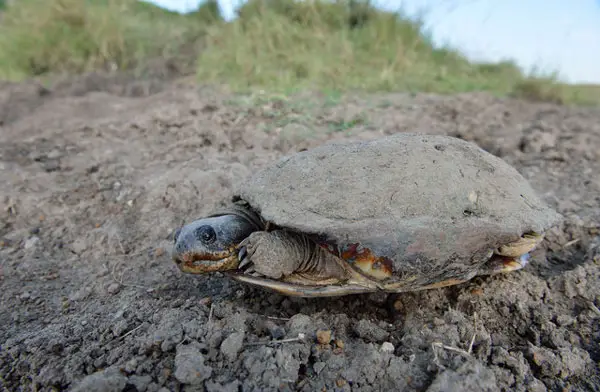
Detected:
left=105, top=324, right=144, bottom=346
left=432, top=342, right=472, bottom=357
left=117, top=324, right=144, bottom=341
left=431, top=312, right=479, bottom=368
left=467, top=312, right=478, bottom=354
left=208, top=303, right=214, bottom=324
left=563, top=238, right=580, bottom=249
left=245, top=333, right=306, bottom=347
left=267, top=316, right=291, bottom=321
left=588, top=301, right=600, bottom=317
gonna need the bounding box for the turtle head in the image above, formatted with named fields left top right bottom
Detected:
left=172, top=214, right=259, bottom=274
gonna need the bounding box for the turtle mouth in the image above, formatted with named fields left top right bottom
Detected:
left=173, top=249, right=240, bottom=274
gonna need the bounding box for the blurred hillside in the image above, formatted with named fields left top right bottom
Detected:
left=0, top=0, right=597, bottom=105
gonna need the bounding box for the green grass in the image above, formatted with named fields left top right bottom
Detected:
left=0, top=0, right=598, bottom=106
left=0, top=0, right=216, bottom=80
left=193, top=0, right=599, bottom=105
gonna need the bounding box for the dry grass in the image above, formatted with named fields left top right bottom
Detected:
left=0, top=0, right=210, bottom=80
left=193, top=0, right=598, bottom=105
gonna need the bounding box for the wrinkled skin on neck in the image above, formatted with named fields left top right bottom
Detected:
left=171, top=212, right=261, bottom=274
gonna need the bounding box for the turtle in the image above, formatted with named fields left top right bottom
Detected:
left=171, top=133, right=562, bottom=297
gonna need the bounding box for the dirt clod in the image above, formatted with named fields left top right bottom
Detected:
left=427, top=361, right=498, bottom=392
left=220, top=331, right=245, bottom=361
left=174, top=342, right=213, bottom=385
left=71, top=367, right=128, bottom=392
left=380, top=342, right=395, bottom=353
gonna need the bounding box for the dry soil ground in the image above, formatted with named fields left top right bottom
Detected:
left=1, top=73, right=599, bottom=392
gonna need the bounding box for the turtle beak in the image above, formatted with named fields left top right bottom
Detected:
left=172, top=247, right=240, bottom=273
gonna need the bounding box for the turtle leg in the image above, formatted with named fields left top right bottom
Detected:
left=478, top=232, right=543, bottom=276
left=234, top=230, right=380, bottom=293
left=237, top=230, right=352, bottom=281
left=479, top=253, right=532, bottom=275
left=495, top=232, right=544, bottom=258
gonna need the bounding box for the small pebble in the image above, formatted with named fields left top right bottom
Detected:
left=335, top=339, right=345, bottom=349
left=470, top=288, right=484, bottom=295
left=393, top=299, right=404, bottom=312
left=47, top=149, right=62, bottom=159
left=19, top=292, right=31, bottom=300
left=555, top=315, right=576, bottom=327
left=70, top=239, right=88, bottom=254
left=24, top=236, right=40, bottom=250
left=171, top=299, right=185, bottom=308
left=316, top=330, right=332, bottom=345
left=220, top=332, right=245, bottom=362
left=381, top=342, right=395, bottom=353
left=313, top=361, right=326, bottom=375
left=107, top=283, right=121, bottom=295
left=125, top=359, right=138, bottom=373
left=71, top=367, right=127, bottom=392
left=199, top=297, right=212, bottom=307
left=268, top=324, right=286, bottom=340
left=129, top=375, right=152, bottom=392
left=43, top=160, right=60, bottom=172
left=174, top=342, right=213, bottom=384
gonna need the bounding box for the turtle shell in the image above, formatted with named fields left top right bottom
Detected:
left=235, top=133, right=562, bottom=287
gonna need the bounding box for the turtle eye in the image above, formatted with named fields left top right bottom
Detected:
left=195, top=225, right=216, bottom=244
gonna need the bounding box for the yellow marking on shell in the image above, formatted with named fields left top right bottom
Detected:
left=495, top=232, right=543, bottom=258
left=340, top=244, right=393, bottom=281
left=493, top=259, right=524, bottom=273
left=485, top=254, right=529, bottom=275
left=354, top=259, right=393, bottom=280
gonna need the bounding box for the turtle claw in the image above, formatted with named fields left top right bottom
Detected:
left=239, top=259, right=254, bottom=272
left=477, top=232, right=542, bottom=277
left=480, top=253, right=531, bottom=276
left=237, top=237, right=259, bottom=273
left=495, top=232, right=543, bottom=257
left=238, top=248, right=254, bottom=271
left=236, top=244, right=264, bottom=278
left=238, top=246, right=248, bottom=263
